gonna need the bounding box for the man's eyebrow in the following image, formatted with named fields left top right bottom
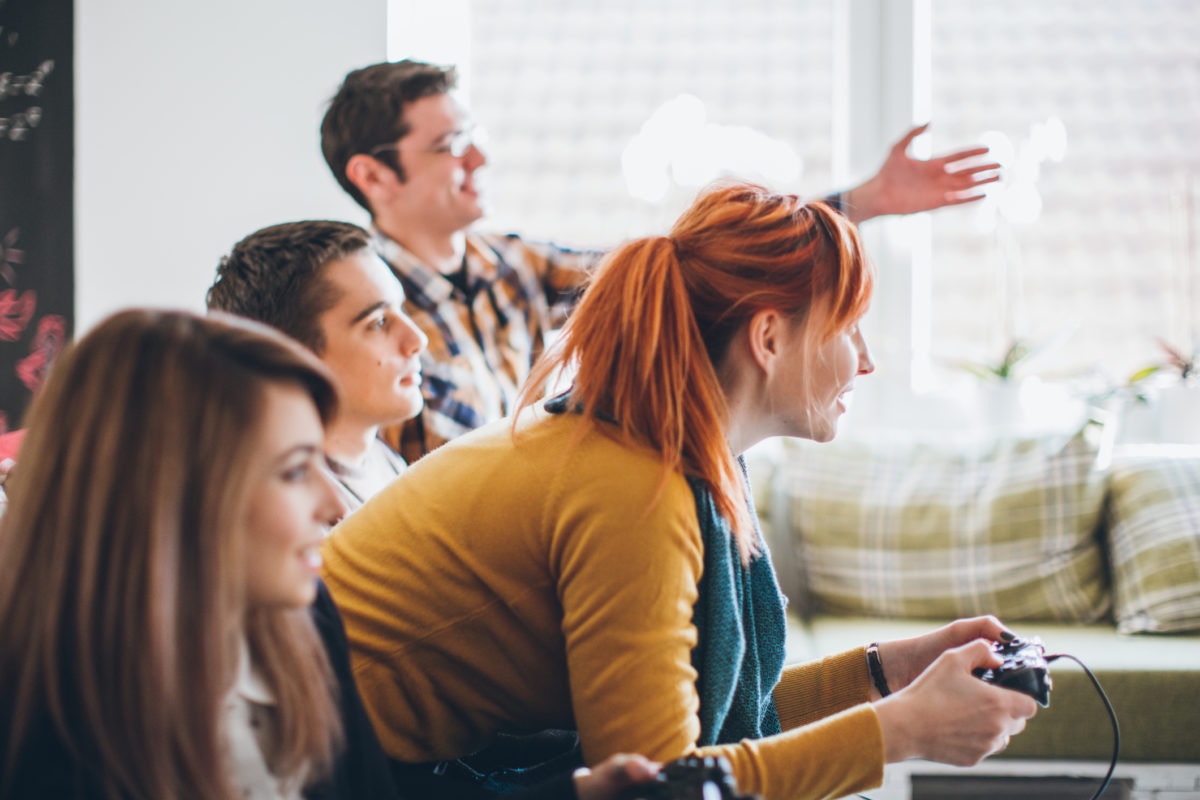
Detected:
left=351, top=301, right=388, bottom=324
left=432, top=123, right=470, bottom=143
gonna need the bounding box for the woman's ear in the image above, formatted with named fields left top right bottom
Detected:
left=745, top=308, right=783, bottom=375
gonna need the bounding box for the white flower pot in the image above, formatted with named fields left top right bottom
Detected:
left=1157, top=384, right=1200, bottom=444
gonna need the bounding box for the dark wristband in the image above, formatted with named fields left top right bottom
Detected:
left=866, top=642, right=892, bottom=697
left=821, top=191, right=847, bottom=215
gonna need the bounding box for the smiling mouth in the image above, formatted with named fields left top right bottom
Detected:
left=462, top=175, right=486, bottom=197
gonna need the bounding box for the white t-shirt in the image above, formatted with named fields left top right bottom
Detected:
left=223, top=639, right=305, bottom=800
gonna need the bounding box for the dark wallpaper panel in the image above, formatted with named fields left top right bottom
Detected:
left=0, top=0, right=73, bottom=434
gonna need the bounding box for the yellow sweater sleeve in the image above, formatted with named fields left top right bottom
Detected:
left=548, top=446, right=884, bottom=800
left=700, top=704, right=884, bottom=800
left=774, top=647, right=875, bottom=729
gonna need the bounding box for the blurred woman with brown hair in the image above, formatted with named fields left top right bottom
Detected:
left=322, top=182, right=1039, bottom=800
left=0, top=309, right=656, bottom=800
left=0, top=309, right=362, bottom=799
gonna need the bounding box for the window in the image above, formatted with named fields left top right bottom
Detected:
left=392, top=0, right=1200, bottom=430
left=469, top=0, right=836, bottom=247
left=926, top=0, right=1200, bottom=386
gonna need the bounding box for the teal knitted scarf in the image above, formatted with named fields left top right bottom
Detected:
left=686, top=458, right=787, bottom=746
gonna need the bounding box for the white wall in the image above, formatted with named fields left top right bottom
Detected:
left=386, top=0, right=471, bottom=81
left=75, top=0, right=387, bottom=332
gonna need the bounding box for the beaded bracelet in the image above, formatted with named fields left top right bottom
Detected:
left=866, top=642, right=892, bottom=697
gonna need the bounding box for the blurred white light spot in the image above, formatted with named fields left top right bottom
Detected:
left=968, top=118, right=1068, bottom=231
left=999, top=182, right=1043, bottom=224
left=622, top=94, right=802, bottom=202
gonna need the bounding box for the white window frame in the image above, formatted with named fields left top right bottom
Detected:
left=835, top=0, right=935, bottom=400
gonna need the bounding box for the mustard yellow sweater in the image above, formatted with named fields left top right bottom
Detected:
left=321, top=410, right=885, bottom=800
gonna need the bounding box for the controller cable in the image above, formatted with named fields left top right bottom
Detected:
left=854, top=651, right=1119, bottom=800
left=1044, top=652, right=1120, bottom=800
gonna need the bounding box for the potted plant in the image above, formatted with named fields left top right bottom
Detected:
left=1144, top=339, right=1200, bottom=443
left=958, top=335, right=1071, bottom=433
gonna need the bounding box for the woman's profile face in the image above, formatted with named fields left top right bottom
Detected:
left=769, top=316, right=874, bottom=443
left=239, top=382, right=345, bottom=610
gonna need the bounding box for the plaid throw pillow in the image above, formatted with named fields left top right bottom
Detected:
left=770, top=426, right=1111, bottom=623
left=1107, top=448, right=1200, bottom=634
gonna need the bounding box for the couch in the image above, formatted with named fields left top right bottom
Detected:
left=748, top=424, right=1200, bottom=798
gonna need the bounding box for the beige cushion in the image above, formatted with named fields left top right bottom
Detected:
left=1107, top=447, right=1200, bottom=634
left=769, top=426, right=1111, bottom=623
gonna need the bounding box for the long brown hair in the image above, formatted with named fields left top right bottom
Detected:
left=0, top=309, right=343, bottom=799
left=518, top=182, right=874, bottom=558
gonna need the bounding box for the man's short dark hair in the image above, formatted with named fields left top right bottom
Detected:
left=320, top=60, right=459, bottom=212
left=206, top=220, right=372, bottom=354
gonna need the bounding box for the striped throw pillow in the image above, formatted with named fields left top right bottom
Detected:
left=1107, top=448, right=1200, bottom=634
left=769, top=426, right=1111, bottom=623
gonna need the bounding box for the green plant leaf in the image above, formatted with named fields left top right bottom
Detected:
left=1128, top=365, right=1162, bottom=384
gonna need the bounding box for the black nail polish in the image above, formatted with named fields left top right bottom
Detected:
left=1000, top=630, right=1016, bottom=642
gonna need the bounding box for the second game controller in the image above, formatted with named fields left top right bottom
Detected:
left=619, top=756, right=759, bottom=800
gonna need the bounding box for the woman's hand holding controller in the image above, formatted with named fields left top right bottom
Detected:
left=873, top=638, right=1039, bottom=766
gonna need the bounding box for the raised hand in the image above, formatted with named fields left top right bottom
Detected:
left=842, top=123, right=1001, bottom=223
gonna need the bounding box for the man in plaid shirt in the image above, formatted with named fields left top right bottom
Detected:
left=321, top=60, right=998, bottom=463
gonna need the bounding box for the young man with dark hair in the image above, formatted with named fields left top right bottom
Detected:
left=208, top=220, right=427, bottom=511
left=322, top=59, right=999, bottom=462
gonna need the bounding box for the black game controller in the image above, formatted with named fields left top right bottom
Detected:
left=972, top=636, right=1052, bottom=707
left=619, top=755, right=760, bottom=800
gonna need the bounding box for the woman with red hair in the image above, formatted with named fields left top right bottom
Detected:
left=322, top=182, right=1038, bottom=800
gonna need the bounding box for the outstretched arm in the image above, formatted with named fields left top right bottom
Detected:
left=837, top=123, right=1001, bottom=224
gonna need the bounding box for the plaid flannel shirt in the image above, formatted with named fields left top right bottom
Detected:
left=375, top=229, right=600, bottom=463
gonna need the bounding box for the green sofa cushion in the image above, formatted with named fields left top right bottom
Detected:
left=1106, top=446, right=1200, bottom=634
left=771, top=426, right=1111, bottom=623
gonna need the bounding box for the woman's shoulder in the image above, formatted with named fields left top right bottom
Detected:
left=530, top=416, right=700, bottom=543
left=532, top=410, right=685, bottom=472
left=400, top=410, right=685, bottom=492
